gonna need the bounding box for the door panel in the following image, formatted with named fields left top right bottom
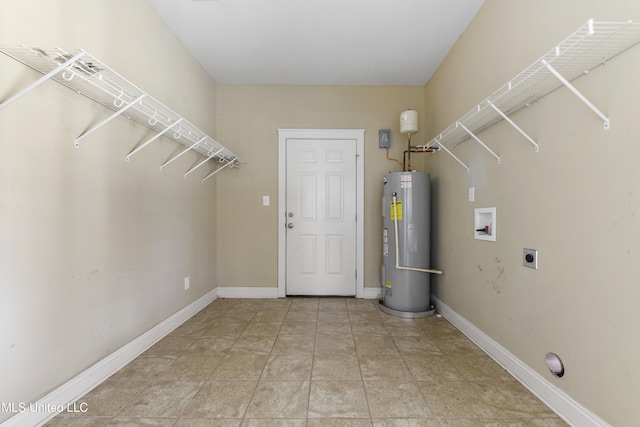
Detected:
left=285, top=138, right=356, bottom=296
left=300, top=235, right=317, bottom=274
left=300, top=173, right=317, bottom=220
left=326, top=235, right=343, bottom=274
left=326, top=173, right=344, bottom=221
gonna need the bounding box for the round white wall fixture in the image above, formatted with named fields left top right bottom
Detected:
left=400, top=109, right=419, bottom=135
left=545, top=353, right=565, bottom=377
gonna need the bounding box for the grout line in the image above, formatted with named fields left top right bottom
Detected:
left=45, top=298, right=568, bottom=426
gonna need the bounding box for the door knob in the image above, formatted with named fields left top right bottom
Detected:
left=287, top=223, right=294, bottom=229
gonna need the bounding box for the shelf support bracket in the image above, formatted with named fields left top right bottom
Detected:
left=541, top=59, right=610, bottom=130
left=202, top=157, right=238, bottom=182
left=125, top=118, right=183, bottom=161
left=0, top=50, right=86, bottom=111
left=183, top=148, right=225, bottom=179
left=488, top=102, right=539, bottom=152
left=457, top=122, right=501, bottom=164
left=434, top=139, right=470, bottom=173
left=160, top=136, right=207, bottom=171
left=74, top=94, right=146, bottom=147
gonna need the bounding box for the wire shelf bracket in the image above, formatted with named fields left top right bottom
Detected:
left=75, top=94, right=147, bottom=148
left=184, top=148, right=225, bottom=179
left=488, top=101, right=539, bottom=152
left=541, top=59, right=610, bottom=130
left=126, top=118, right=183, bottom=162
left=160, top=136, right=206, bottom=172
left=421, top=19, right=640, bottom=173
left=202, top=157, right=239, bottom=182
left=0, top=45, right=241, bottom=181
left=458, top=121, right=501, bottom=164
left=0, top=50, right=86, bottom=111
left=434, top=138, right=470, bottom=173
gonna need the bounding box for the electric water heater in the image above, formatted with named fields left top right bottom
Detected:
left=380, top=171, right=434, bottom=317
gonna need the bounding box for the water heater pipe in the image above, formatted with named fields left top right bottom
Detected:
left=392, top=194, right=443, bottom=275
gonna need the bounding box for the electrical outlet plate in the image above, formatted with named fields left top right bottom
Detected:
left=184, top=276, right=190, bottom=290
left=523, top=248, right=538, bottom=269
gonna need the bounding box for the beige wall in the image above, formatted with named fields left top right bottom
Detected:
left=215, top=85, right=425, bottom=288
left=422, top=1, right=640, bottom=425
left=4, top=0, right=638, bottom=424
left=0, top=1, right=220, bottom=420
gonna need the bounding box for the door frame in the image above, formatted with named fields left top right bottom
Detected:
left=277, top=128, right=365, bottom=298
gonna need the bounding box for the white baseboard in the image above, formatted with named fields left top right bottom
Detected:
left=2, top=289, right=218, bottom=427
left=363, top=286, right=383, bottom=299
left=6, top=290, right=604, bottom=427
left=217, top=286, right=279, bottom=298
left=217, top=286, right=382, bottom=300
left=432, top=296, right=610, bottom=427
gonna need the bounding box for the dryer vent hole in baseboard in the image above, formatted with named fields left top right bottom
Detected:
left=546, top=352, right=564, bottom=377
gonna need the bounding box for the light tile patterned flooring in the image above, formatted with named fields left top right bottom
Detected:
left=48, top=298, right=568, bottom=426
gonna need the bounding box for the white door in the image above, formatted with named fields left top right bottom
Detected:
left=278, top=129, right=365, bottom=297
left=285, top=138, right=356, bottom=295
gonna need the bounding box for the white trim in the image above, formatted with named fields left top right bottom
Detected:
left=363, top=286, right=383, bottom=300
left=432, top=296, right=611, bottom=427
left=1, top=289, right=218, bottom=427
left=277, top=128, right=365, bottom=298
left=216, top=286, right=279, bottom=298
left=218, top=286, right=377, bottom=299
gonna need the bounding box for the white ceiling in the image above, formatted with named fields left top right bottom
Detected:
left=147, top=0, right=485, bottom=86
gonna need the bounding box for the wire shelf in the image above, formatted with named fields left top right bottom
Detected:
left=0, top=45, right=240, bottom=179
left=423, top=19, right=640, bottom=172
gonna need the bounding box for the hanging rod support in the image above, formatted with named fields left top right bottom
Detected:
left=74, top=94, right=146, bottom=147
left=434, top=139, right=470, bottom=173
left=160, top=136, right=207, bottom=171
left=457, top=122, right=501, bottom=163
left=541, top=59, right=610, bottom=130
left=183, top=148, right=225, bottom=179
left=0, top=50, right=87, bottom=111
left=488, top=102, right=539, bottom=152
left=202, top=157, right=238, bottom=182
left=125, top=118, right=183, bottom=161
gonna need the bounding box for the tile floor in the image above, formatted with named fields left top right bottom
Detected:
left=47, top=298, right=568, bottom=426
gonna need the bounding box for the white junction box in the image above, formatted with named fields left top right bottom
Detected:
left=474, top=207, right=496, bottom=241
